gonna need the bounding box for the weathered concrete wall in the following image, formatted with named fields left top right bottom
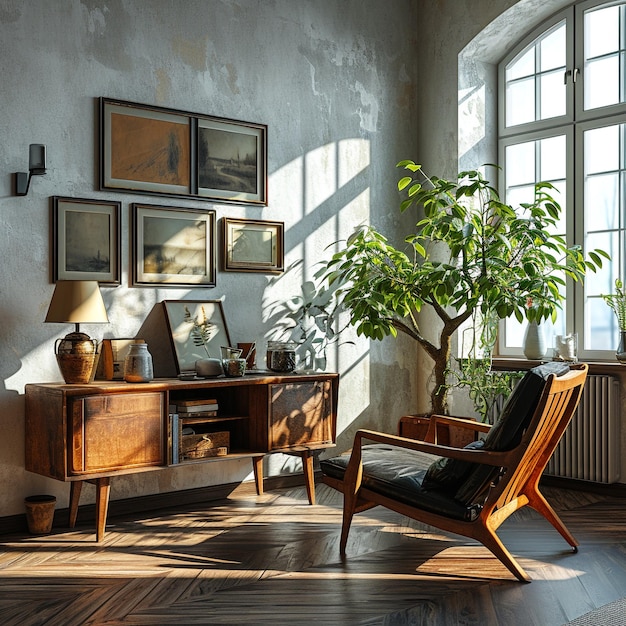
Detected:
left=0, top=0, right=420, bottom=517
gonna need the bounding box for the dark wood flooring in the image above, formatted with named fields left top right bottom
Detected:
left=0, top=482, right=625, bottom=625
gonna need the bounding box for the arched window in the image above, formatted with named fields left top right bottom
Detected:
left=498, top=0, right=626, bottom=359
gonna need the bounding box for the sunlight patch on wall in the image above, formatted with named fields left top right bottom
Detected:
left=458, top=83, right=486, bottom=162
left=338, top=188, right=370, bottom=241
left=264, top=140, right=372, bottom=421
left=5, top=340, right=60, bottom=393
left=304, top=143, right=337, bottom=215
left=268, top=155, right=304, bottom=216
left=338, top=138, right=370, bottom=188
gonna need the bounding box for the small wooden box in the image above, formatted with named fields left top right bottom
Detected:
left=180, top=430, right=229, bottom=460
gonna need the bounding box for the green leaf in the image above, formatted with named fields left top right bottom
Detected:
left=398, top=176, right=413, bottom=191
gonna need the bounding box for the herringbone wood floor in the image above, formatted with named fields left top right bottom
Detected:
left=0, top=482, right=625, bottom=626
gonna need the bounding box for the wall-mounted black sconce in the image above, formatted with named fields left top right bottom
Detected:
left=15, top=144, right=47, bottom=196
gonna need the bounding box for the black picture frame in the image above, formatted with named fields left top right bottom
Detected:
left=100, top=97, right=267, bottom=205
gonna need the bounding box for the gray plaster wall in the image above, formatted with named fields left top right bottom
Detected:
left=0, top=0, right=421, bottom=518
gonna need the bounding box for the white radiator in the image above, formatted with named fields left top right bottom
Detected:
left=545, top=374, right=621, bottom=484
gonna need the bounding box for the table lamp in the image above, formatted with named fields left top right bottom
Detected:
left=45, top=280, right=109, bottom=384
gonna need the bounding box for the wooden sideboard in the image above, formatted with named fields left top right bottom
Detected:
left=25, top=372, right=338, bottom=541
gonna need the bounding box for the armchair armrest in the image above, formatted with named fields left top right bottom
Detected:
left=353, top=429, right=510, bottom=468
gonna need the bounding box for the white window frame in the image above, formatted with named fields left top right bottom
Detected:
left=497, top=0, right=626, bottom=360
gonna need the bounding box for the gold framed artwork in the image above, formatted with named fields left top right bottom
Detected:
left=100, top=98, right=267, bottom=205
left=132, top=203, right=216, bottom=287
left=222, top=217, right=284, bottom=273
left=52, top=196, right=121, bottom=284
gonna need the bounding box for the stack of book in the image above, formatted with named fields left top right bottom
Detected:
left=169, top=399, right=221, bottom=464
left=175, top=398, right=219, bottom=417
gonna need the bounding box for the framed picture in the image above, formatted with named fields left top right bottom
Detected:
left=222, top=218, right=284, bottom=273
left=163, top=300, right=232, bottom=373
left=198, top=118, right=267, bottom=204
left=132, top=203, right=216, bottom=287
left=100, top=97, right=267, bottom=205
left=95, top=338, right=135, bottom=380
left=101, top=99, right=191, bottom=196
left=52, top=196, right=121, bottom=284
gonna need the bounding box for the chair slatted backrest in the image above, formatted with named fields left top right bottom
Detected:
left=491, top=365, right=587, bottom=512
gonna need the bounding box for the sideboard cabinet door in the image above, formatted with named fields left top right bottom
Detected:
left=268, top=381, right=334, bottom=451
left=69, top=392, right=166, bottom=474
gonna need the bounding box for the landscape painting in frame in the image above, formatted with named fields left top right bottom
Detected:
left=132, top=203, right=216, bottom=287
left=198, top=118, right=267, bottom=204
left=53, top=196, right=120, bottom=284
left=223, top=217, right=283, bottom=273
left=101, top=99, right=191, bottom=196
left=163, top=300, right=232, bottom=373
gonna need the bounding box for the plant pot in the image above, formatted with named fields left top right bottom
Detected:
left=24, top=495, right=56, bottom=535
left=616, top=330, right=626, bottom=364
left=222, top=358, right=246, bottom=377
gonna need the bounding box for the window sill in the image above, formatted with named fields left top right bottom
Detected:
left=492, top=357, right=626, bottom=377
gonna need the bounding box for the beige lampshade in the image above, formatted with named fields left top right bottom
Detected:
left=45, top=280, right=109, bottom=324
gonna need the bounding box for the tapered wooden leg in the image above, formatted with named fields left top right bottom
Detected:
left=300, top=450, right=315, bottom=505
left=95, top=477, right=111, bottom=543
left=68, top=481, right=83, bottom=528
left=252, top=456, right=264, bottom=495
left=478, top=523, right=531, bottom=583
left=528, top=488, right=579, bottom=549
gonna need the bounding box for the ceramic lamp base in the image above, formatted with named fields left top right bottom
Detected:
left=55, top=332, right=98, bottom=384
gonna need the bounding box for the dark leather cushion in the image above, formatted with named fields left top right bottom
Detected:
left=454, top=361, right=570, bottom=504
left=421, top=439, right=485, bottom=493
left=320, top=444, right=483, bottom=521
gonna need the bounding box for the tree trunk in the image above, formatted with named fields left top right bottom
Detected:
left=430, top=328, right=452, bottom=415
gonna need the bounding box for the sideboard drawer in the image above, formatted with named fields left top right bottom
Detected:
left=69, top=392, right=166, bottom=474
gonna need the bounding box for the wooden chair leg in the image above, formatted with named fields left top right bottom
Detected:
left=477, top=524, right=531, bottom=583
left=95, top=477, right=110, bottom=543
left=252, top=455, right=264, bottom=495
left=300, top=450, right=315, bottom=505
left=339, top=500, right=356, bottom=556
left=528, top=488, right=578, bottom=550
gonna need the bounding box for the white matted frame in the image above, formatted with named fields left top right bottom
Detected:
left=52, top=196, right=121, bottom=284
left=222, top=217, right=284, bottom=273
left=132, top=203, right=216, bottom=287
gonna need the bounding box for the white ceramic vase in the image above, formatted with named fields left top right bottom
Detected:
left=523, top=322, right=546, bottom=360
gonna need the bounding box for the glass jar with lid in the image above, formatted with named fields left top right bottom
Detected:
left=266, top=341, right=297, bottom=372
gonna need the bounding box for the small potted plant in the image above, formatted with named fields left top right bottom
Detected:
left=602, top=278, right=626, bottom=363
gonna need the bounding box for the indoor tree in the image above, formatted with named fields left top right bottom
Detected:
left=323, top=162, right=608, bottom=415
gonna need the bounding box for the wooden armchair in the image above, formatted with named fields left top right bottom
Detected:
left=321, top=363, right=588, bottom=582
